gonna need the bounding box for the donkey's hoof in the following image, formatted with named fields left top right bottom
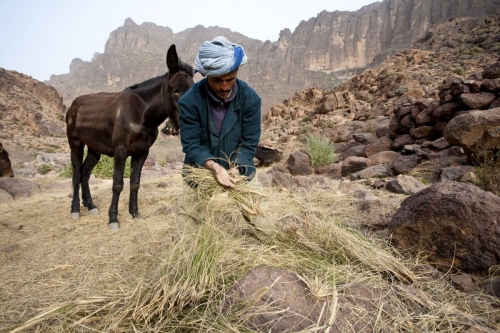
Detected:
left=89, top=208, right=100, bottom=215
left=108, top=222, right=120, bottom=230
left=71, top=212, right=80, bottom=220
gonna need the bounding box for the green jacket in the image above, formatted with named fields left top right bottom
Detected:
left=178, top=78, right=261, bottom=179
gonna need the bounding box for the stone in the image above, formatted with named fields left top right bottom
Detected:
left=364, top=136, right=394, bottom=157
left=459, top=92, right=497, bottom=109
left=443, top=108, right=500, bottom=163
left=0, top=178, right=39, bottom=198
left=286, top=151, right=313, bottom=176
left=385, top=174, right=426, bottom=195
left=341, top=156, right=372, bottom=177
left=389, top=182, right=500, bottom=273
left=391, top=154, right=422, bottom=175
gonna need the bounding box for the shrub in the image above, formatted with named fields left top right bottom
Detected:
left=473, top=151, right=500, bottom=196
left=459, top=48, right=467, bottom=55
left=471, top=47, right=481, bottom=54
left=285, top=115, right=292, bottom=121
left=393, top=86, right=408, bottom=96
left=59, top=154, right=132, bottom=179
left=322, top=120, right=336, bottom=129
left=305, top=134, right=336, bottom=168
left=37, top=163, right=53, bottom=175
left=454, top=67, right=465, bottom=76
left=60, top=164, right=73, bottom=178
left=93, top=155, right=131, bottom=179
left=300, top=124, right=314, bottom=133
left=302, top=115, right=311, bottom=122
left=156, top=156, right=167, bottom=167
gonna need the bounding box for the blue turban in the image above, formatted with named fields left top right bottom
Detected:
left=194, top=36, right=247, bottom=77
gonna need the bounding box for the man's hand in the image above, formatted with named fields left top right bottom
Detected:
left=204, top=160, right=236, bottom=188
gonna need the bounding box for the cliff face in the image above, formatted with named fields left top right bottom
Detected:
left=285, top=0, right=499, bottom=73
left=0, top=68, right=68, bottom=152
left=46, top=0, right=500, bottom=112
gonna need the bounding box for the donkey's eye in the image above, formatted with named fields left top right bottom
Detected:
left=172, top=87, right=179, bottom=94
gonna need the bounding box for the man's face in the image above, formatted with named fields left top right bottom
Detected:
left=207, top=69, right=238, bottom=99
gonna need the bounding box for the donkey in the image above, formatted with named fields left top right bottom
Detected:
left=0, top=143, right=14, bottom=177
left=66, top=44, right=194, bottom=229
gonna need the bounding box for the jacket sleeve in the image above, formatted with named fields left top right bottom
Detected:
left=179, top=94, right=213, bottom=169
left=233, top=95, right=261, bottom=177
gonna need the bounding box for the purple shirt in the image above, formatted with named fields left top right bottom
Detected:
left=206, top=81, right=238, bottom=134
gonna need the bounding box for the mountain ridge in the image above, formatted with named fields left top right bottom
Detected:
left=45, top=0, right=500, bottom=113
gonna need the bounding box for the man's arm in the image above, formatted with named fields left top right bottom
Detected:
left=233, top=97, right=261, bottom=177
left=179, top=97, right=237, bottom=188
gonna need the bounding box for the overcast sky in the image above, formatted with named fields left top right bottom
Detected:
left=0, top=0, right=377, bottom=82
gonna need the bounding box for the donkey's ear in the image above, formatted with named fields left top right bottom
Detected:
left=166, top=44, right=179, bottom=74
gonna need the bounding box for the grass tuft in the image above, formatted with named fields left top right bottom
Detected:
left=305, top=134, right=336, bottom=168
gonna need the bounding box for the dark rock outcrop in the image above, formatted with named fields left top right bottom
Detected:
left=389, top=182, right=500, bottom=273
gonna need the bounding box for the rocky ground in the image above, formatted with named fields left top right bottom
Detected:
left=1, top=13, right=500, bottom=332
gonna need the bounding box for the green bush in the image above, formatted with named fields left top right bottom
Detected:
left=156, top=156, right=167, bottom=167
left=305, top=134, right=336, bottom=168
left=454, top=67, right=465, bottom=76
left=60, top=164, right=73, bottom=178
left=459, top=48, right=471, bottom=55
left=473, top=151, right=500, bottom=196
left=37, top=163, right=53, bottom=175
left=471, top=47, right=481, bottom=54
left=93, top=155, right=131, bottom=179
left=322, top=120, right=336, bottom=129
left=393, top=86, right=408, bottom=96
left=59, top=153, right=132, bottom=179
left=300, top=124, right=314, bottom=133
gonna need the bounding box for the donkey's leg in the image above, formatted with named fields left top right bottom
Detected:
left=129, top=153, right=148, bottom=219
left=69, top=144, right=84, bottom=220
left=108, top=150, right=127, bottom=230
left=81, top=149, right=101, bottom=215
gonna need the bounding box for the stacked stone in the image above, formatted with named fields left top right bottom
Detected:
left=387, top=62, right=500, bottom=152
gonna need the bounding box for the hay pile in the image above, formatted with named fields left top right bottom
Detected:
left=1, top=168, right=500, bottom=332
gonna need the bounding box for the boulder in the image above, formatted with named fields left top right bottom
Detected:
left=341, top=156, right=371, bottom=177
left=385, top=174, right=427, bottom=195
left=286, top=151, right=313, bottom=176
left=364, top=136, right=394, bottom=157
left=460, top=92, right=497, bottom=109
left=0, top=178, right=39, bottom=198
left=443, top=107, right=500, bottom=163
left=389, top=182, right=500, bottom=273
left=391, top=154, right=422, bottom=175
left=255, top=146, right=283, bottom=166
left=224, top=266, right=383, bottom=333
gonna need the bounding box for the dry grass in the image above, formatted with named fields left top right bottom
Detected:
left=1, top=169, right=500, bottom=332
left=473, top=151, right=500, bottom=196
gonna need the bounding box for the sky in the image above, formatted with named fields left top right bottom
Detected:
left=0, top=0, right=377, bottom=82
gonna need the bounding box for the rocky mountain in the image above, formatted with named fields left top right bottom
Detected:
left=0, top=68, right=67, bottom=154
left=260, top=12, right=500, bottom=169
left=46, top=0, right=500, bottom=113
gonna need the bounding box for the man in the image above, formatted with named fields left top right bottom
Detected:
left=177, top=36, right=272, bottom=235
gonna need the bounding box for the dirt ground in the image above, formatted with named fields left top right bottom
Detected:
left=0, top=172, right=185, bottom=332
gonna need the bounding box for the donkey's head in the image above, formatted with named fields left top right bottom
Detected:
left=162, top=44, right=194, bottom=135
